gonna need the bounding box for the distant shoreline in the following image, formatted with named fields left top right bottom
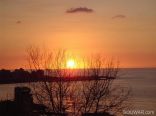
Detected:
left=0, top=76, right=115, bottom=85
left=1, top=68, right=155, bottom=85
left=0, top=67, right=156, bottom=71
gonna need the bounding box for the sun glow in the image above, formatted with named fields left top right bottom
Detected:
left=66, top=59, right=76, bottom=69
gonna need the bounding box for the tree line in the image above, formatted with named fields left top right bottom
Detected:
left=0, top=68, right=45, bottom=84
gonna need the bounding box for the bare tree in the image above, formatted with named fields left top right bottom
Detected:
left=69, top=55, right=130, bottom=116
left=26, top=46, right=130, bottom=116
left=27, top=46, right=75, bottom=114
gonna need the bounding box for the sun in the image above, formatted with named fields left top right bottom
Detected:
left=66, top=59, right=76, bottom=69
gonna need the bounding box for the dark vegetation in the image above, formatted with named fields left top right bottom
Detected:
left=0, top=87, right=52, bottom=116
left=0, top=68, right=45, bottom=84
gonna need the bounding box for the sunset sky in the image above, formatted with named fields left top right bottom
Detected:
left=0, top=0, right=156, bottom=69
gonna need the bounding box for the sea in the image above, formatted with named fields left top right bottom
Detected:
left=0, top=68, right=156, bottom=114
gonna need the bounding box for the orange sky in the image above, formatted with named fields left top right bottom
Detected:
left=0, top=0, right=156, bottom=69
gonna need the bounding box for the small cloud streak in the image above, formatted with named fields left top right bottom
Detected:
left=16, top=20, right=21, bottom=24
left=66, top=7, right=93, bottom=13
left=112, top=15, right=126, bottom=19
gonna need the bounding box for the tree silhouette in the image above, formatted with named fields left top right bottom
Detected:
left=26, top=46, right=130, bottom=116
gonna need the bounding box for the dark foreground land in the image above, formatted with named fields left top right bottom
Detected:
left=0, top=86, right=114, bottom=116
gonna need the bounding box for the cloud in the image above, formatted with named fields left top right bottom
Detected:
left=112, top=15, right=126, bottom=19
left=66, top=7, right=94, bottom=13
left=16, top=20, right=21, bottom=24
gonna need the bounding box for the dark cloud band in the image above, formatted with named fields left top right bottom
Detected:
left=112, top=15, right=126, bottom=19
left=16, top=21, right=21, bottom=24
left=66, top=7, right=93, bottom=13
